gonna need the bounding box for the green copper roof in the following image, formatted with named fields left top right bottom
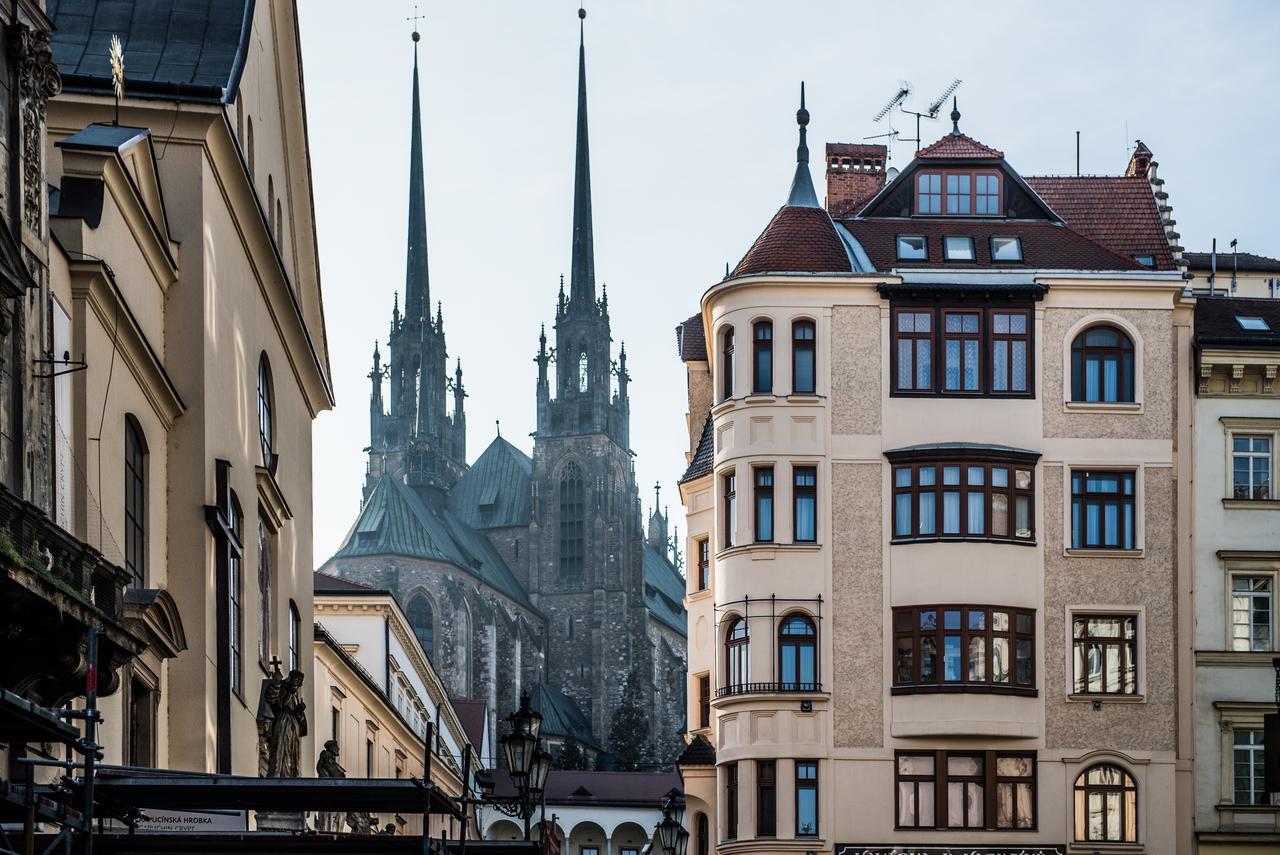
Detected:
left=447, top=437, right=533, bottom=530
left=531, top=682, right=601, bottom=750
left=643, top=542, right=687, bottom=635
left=330, top=474, right=534, bottom=610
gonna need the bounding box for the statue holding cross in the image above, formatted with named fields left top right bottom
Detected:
left=256, top=657, right=308, bottom=778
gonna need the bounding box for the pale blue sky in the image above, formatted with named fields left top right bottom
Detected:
left=300, top=0, right=1280, bottom=564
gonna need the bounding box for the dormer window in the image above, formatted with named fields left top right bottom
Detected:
left=943, top=236, right=975, bottom=261
left=915, top=170, right=1002, bottom=217
left=897, top=236, right=928, bottom=261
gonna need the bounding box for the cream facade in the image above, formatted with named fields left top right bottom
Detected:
left=677, top=113, right=1194, bottom=855
left=44, top=0, right=332, bottom=775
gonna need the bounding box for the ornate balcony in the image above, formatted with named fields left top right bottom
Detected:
left=715, top=681, right=822, bottom=699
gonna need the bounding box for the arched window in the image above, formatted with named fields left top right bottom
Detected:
left=124, top=416, right=147, bottom=588
left=559, top=463, right=585, bottom=576
left=257, top=516, right=274, bottom=667
left=578, top=351, right=589, bottom=393
left=695, top=812, right=709, bottom=855
left=721, top=326, right=735, bottom=400
left=258, top=355, right=274, bottom=469
left=406, top=594, right=435, bottom=661
left=793, top=320, right=816, bottom=394
left=753, top=321, right=773, bottom=394
left=229, top=493, right=244, bottom=696
left=288, top=600, right=300, bottom=672
left=1071, top=325, right=1135, bottom=403
left=778, top=614, right=817, bottom=690
left=725, top=617, right=749, bottom=692
left=1074, top=764, right=1137, bottom=843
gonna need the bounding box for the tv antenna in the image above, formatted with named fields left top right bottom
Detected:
left=896, top=78, right=963, bottom=151
left=873, top=81, right=912, bottom=123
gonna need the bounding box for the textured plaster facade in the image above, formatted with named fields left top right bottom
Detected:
left=831, top=462, right=883, bottom=748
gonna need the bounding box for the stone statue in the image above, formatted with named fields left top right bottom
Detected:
left=315, top=740, right=345, bottom=832
left=257, top=666, right=308, bottom=778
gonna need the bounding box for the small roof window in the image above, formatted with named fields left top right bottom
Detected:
left=897, top=235, right=927, bottom=261
left=943, top=236, right=975, bottom=261
left=1133, top=254, right=1155, bottom=267
left=991, top=236, right=1022, bottom=262
left=1236, top=316, right=1271, bottom=331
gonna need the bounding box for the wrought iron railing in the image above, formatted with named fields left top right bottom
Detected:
left=715, top=681, right=823, bottom=698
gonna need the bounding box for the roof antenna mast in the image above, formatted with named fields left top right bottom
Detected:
left=890, top=78, right=961, bottom=152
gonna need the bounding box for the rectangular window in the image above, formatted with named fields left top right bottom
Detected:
left=366, top=737, right=375, bottom=778
left=1072, top=614, right=1138, bottom=695
left=891, top=458, right=1034, bottom=543
left=897, top=235, right=928, bottom=260
left=1232, top=435, right=1272, bottom=500
left=896, top=751, right=1036, bottom=830
left=917, top=174, right=941, bottom=214
left=946, top=174, right=972, bottom=214
left=893, top=605, right=1035, bottom=691
left=796, top=761, right=819, bottom=837
left=722, top=328, right=735, bottom=400
left=1230, top=576, right=1273, bottom=652
left=753, top=322, right=773, bottom=394
left=725, top=762, right=739, bottom=840
left=793, top=467, right=817, bottom=543
left=976, top=175, right=1001, bottom=214
left=698, top=674, right=711, bottom=729
left=697, top=538, right=710, bottom=591
left=943, top=311, right=981, bottom=391
left=990, top=311, right=1030, bottom=393
left=894, top=310, right=934, bottom=392
left=754, top=467, right=774, bottom=542
left=990, top=236, right=1022, bottom=261
left=943, top=235, right=975, bottom=261
left=1071, top=470, right=1137, bottom=550
left=756, top=760, right=776, bottom=837
left=127, top=674, right=156, bottom=767
left=1233, top=729, right=1269, bottom=805
left=332, top=707, right=340, bottom=742
left=792, top=320, right=816, bottom=394
left=723, top=472, right=736, bottom=548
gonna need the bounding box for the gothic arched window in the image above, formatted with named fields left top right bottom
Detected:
left=578, top=351, right=589, bottom=393
left=406, top=594, right=435, bottom=661
left=559, top=463, right=585, bottom=576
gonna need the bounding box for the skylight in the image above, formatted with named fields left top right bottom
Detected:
left=943, top=236, right=975, bottom=261
left=897, top=236, right=927, bottom=261
left=1236, top=316, right=1270, bottom=331
left=991, top=236, right=1022, bottom=262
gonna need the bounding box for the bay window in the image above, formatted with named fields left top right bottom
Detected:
left=893, top=605, right=1035, bottom=693
left=891, top=305, right=1033, bottom=397
left=897, top=750, right=1035, bottom=830
left=890, top=450, right=1036, bottom=543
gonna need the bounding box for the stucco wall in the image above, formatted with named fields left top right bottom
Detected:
left=831, top=462, right=883, bottom=747
left=831, top=305, right=881, bottom=436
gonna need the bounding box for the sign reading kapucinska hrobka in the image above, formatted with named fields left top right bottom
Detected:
left=838, top=846, right=1066, bottom=855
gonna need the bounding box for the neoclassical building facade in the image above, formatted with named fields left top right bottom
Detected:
left=676, top=99, right=1195, bottom=854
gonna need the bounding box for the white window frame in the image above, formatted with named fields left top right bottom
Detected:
left=1221, top=417, right=1278, bottom=506
left=1064, top=605, right=1147, bottom=702
left=1215, top=703, right=1279, bottom=808
left=1221, top=553, right=1280, bottom=652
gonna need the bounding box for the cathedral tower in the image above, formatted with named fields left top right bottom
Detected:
left=367, top=30, right=467, bottom=502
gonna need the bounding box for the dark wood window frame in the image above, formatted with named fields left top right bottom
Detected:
left=724, top=617, right=749, bottom=691
left=1070, top=469, right=1137, bottom=550
left=942, top=309, right=983, bottom=392
left=697, top=538, right=710, bottom=591
left=1071, top=613, right=1139, bottom=696
left=721, top=326, right=735, bottom=401
left=752, top=321, right=773, bottom=394
left=698, top=673, right=711, bottom=729
left=888, top=447, right=1039, bottom=544
left=725, top=762, right=739, bottom=840
left=795, top=760, right=819, bottom=837
left=890, top=304, right=1035, bottom=398
left=894, top=749, right=1038, bottom=831
left=792, top=319, right=816, bottom=394
left=914, top=170, right=1003, bottom=217
left=124, top=416, right=147, bottom=587
left=778, top=613, right=819, bottom=691
left=756, top=759, right=777, bottom=837
left=722, top=471, right=736, bottom=548
left=793, top=466, right=817, bottom=543
left=1070, top=324, right=1136, bottom=403
left=892, top=604, right=1036, bottom=695
left=1073, top=764, right=1138, bottom=843
left=753, top=466, right=774, bottom=543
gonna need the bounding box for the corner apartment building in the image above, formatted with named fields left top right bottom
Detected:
left=676, top=100, right=1193, bottom=855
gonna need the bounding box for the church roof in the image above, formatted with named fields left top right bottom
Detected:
left=329, top=475, right=534, bottom=611
left=643, top=543, right=687, bottom=635
left=447, top=437, right=533, bottom=530
left=530, top=683, right=602, bottom=750
left=48, top=0, right=253, bottom=104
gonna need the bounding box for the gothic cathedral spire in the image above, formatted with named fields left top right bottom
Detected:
left=568, top=7, right=595, bottom=312
left=405, top=30, right=430, bottom=322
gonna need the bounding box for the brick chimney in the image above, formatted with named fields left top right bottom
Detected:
left=825, top=142, right=888, bottom=217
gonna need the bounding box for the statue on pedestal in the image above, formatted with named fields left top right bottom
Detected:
left=253, top=660, right=309, bottom=832
left=315, top=740, right=346, bottom=833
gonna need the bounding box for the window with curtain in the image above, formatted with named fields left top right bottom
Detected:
left=793, top=467, right=817, bottom=542
left=943, top=311, right=981, bottom=392
left=1073, top=764, right=1137, bottom=843
left=897, top=751, right=1035, bottom=830
left=753, top=467, right=774, bottom=542
left=724, top=618, right=749, bottom=691
left=1072, top=614, right=1138, bottom=695
left=124, top=417, right=147, bottom=587
left=792, top=320, right=816, bottom=394
left=1071, top=325, right=1135, bottom=403
left=559, top=463, right=585, bottom=575
left=753, top=321, right=773, bottom=393
left=892, top=456, right=1034, bottom=543
left=1070, top=469, right=1136, bottom=549
left=778, top=615, right=817, bottom=690
left=891, top=305, right=1032, bottom=397
left=895, top=310, right=934, bottom=391
left=893, top=605, right=1035, bottom=692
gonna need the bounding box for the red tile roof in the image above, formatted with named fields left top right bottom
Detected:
left=676, top=313, right=706, bottom=362
left=732, top=205, right=853, bottom=277
left=917, top=132, right=1004, bottom=160
left=838, top=218, right=1141, bottom=272
left=1025, top=176, right=1175, bottom=270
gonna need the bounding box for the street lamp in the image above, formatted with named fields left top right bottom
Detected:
left=493, top=693, right=550, bottom=841
left=652, top=788, right=689, bottom=855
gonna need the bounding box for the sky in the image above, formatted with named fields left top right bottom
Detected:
left=298, top=0, right=1280, bottom=565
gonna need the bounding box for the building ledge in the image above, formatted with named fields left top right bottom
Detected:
left=1064, top=548, right=1145, bottom=559
left=1067, top=693, right=1146, bottom=705
left=1063, top=400, right=1144, bottom=414
left=1222, top=498, right=1280, bottom=511
left=715, top=542, right=822, bottom=560
left=1067, top=844, right=1144, bottom=854
left=1196, top=650, right=1280, bottom=667
left=717, top=837, right=825, bottom=854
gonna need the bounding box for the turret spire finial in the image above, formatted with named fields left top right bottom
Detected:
left=404, top=14, right=431, bottom=320
left=950, top=96, right=961, bottom=135
left=568, top=2, right=596, bottom=310
left=786, top=81, right=820, bottom=208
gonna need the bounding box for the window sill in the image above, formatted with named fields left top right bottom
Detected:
left=1065, top=548, right=1145, bottom=559
left=1068, top=693, right=1146, bottom=704
left=785, top=393, right=823, bottom=404
left=1214, top=802, right=1280, bottom=813
left=688, top=588, right=714, bottom=604
left=1063, top=401, right=1143, bottom=414
left=744, top=394, right=777, bottom=404
left=1067, top=844, right=1143, bottom=854
left=1223, top=498, right=1280, bottom=510
left=892, top=684, right=1038, bottom=697
left=715, top=542, right=822, bottom=560
left=892, top=535, right=1037, bottom=547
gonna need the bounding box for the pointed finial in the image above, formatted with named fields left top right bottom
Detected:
left=950, top=96, right=961, bottom=135
left=725, top=261, right=730, bottom=279
left=786, top=81, right=820, bottom=207
left=796, top=81, right=810, bottom=164
left=579, top=6, right=586, bottom=20
left=496, top=419, right=501, bottom=438
left=408, top=5, right=424, bottom=44
left=654, top=481, right=661, bottom=510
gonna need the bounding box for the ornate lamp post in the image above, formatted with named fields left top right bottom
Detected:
left=651, top=787, right=689, bottom=855
left=486, top=693, right=553, bottom=841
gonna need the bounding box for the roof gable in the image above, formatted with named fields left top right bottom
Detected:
left=917, top=132, right=1004, bottom=160
left=858, top=155, right=1058, bottom=222
left=1025, top=176, right=1175, bottom=270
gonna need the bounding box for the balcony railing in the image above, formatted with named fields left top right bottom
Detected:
left=715, top=681, right=822, bottom=699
